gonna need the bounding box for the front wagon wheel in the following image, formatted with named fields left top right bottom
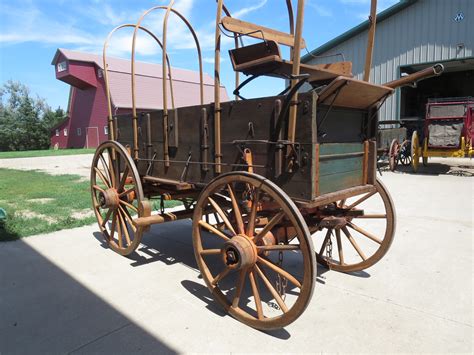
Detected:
left=192, top=172, right=316, bottom=330
left=90, top=141, right=144, bottom=256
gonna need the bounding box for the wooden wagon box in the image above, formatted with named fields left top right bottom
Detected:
left=115, top=91, right=377, bottom=202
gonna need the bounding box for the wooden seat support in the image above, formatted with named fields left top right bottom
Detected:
left=229, top=41, right=353, bottom=84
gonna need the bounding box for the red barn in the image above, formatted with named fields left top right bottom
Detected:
left=50, top=48, right=228, bottom=148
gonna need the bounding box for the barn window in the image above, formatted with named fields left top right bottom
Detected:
left=97, top=69, right=103, bottom=78
left=77, top=128, right=82, bottom=136
left=57, top=61, right=67, bottom=73
left=55, top=129, right=59, bottom=137
left=64, top=128, right=68, bottom=136
left=104, top=126, right=109, bottom=135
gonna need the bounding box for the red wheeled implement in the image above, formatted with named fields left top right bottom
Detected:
left=90, top=0, right=436, bottom=330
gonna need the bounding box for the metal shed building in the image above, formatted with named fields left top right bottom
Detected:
left=302, top=0, right=474, bottom=122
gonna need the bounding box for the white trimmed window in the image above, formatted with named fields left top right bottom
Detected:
left=57, top=61, right=67, bottom=73
left=104, top=126, right=109, bottom=135
left=77, top=128, right=82, bottom=136
left=64, top=128, right=68, bottom=136
left=55, top=129, right=59, bottom=137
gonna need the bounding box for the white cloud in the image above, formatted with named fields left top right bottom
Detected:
left=232, top=0, right=268, bottom=18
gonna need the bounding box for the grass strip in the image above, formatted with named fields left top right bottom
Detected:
left=0, top=168, right=181, bottom=241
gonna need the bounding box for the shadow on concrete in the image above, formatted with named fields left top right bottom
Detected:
left=379, top=160, right=473, bottom=177
left=91, top=219, right=369, bottom=338
left=0, top=239, right=177, bottom=354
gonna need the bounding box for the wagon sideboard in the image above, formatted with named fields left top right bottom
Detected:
left=115, top=91, right=377, bottom=202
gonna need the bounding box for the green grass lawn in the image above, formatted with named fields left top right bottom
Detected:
left=0, top=148, right=95, bottom=159
left=0, top=169, right=97, bottom=240
left=0, top=168, right=182, bottom=241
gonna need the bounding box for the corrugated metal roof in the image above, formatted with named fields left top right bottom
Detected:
left=52, top=48, right=227, bottom=109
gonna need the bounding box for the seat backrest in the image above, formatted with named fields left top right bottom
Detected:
left=221, top=16, right=305, bottom=48
left=229, top=40, right=281, bottom=70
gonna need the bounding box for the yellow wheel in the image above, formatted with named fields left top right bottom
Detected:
left=411, top=131, right=420, bottom=172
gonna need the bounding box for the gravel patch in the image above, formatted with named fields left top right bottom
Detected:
left=0, top=154, right=94, bottom=179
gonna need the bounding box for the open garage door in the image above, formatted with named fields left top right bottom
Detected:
left=400, top=58, right=474, bottom=120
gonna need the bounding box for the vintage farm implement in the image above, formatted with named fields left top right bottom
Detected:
left=410, top=96, right=474, bottom=172
left=90, top=0, right=437, bottom=330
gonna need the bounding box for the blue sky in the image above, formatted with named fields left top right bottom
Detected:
left=0, top=0, right=398, bottom=110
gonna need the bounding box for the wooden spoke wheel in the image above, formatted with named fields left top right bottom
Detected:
left=192, top=172, right=316, bottom=330
left=411, top=131, right=420, bottom=172
left=388, top=139, right=399, bottom=171
left=91, top=141, right=144, bottom=256
left=398, top=140, right=412, bottom=166
left=315, top=179, right=395, bottom=273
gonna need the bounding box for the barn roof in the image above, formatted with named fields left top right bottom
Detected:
left=52, top=48, right=228, bottom=110
left=302, top=0, right=418, bottom=62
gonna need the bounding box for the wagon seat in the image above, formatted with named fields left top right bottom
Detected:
left=223, top=16, right=394, bottom=110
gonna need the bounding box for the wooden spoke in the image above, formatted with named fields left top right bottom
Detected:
left=119, top=199, right=139, bottom=213
left=118, top=165, right=130, bottom=192
left=227, top=184, right=245, bottom=235
left=232, top=270, right=247, bottom=308
left=256, top=244, right=300, bottom=252
left=254, top=211, right=285, bottom=242
left=257, top=256, right=302, bottom=288
left=348, top=222, right=382, bottom=244
left=355, top=214, right=387, bottom=219
left=246, top=188, right=261, bottom=237
left=118, top=209, right=132, bottom=246
left=119, top=205, right=137, bottom=233
left=200, top=249, right=221, bottom=256
left=99, top=153, right=113, bottom=186
left=346, top=190, right=376, bottom=210
left=248, top=269, right=264, bottom=320
left=119, top=186, right=135, bottom=198
left=94, top=167, right=111, bottom=189
left=255, top=265, right=288, bottom=313
left=92, top=185, right=106, bottom=194
left=338, top=199, right=346, bottom=208
left=342, top=226, right=367, bottom=260
left=208, top=197, right=236, bottom=235
left=335, top=229, right=344, bottom=265
left=108, top=148, right=120, bottom=188
left=319, top=228, right=332, bottom=255
left=115, top=213, right=123, bottom=248
left=110, top=210, right=117, bottom=241
left=198, top=220, right=232, bottom=241
left=101, top=208, right=113, bottom=228
left=107, top=151, right=117, bottom=188
left=212, top=268, right=231, bottom=286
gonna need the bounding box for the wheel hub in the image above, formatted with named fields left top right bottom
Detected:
left=99, top=188, right=119, bottom=209
left=222, top=235, right=257, bottom=270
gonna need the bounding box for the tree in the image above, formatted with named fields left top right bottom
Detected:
left=0, top=81, right=64, bottom=151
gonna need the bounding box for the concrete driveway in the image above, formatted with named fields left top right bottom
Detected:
left=0, top=158, right=472, bottom=353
